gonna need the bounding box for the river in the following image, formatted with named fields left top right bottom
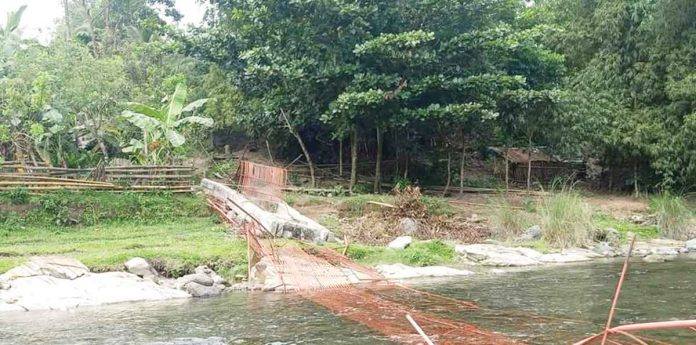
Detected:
left=1, top=259, right=694, bottom=344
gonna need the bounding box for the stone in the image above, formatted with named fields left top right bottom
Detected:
left=176, top=273, right=214, bottom=288
left=397, top=218, right=419, bottom=235
left=517, top=225, right=543, bottom=241
left=650, top=247, right=679, bottom=256
left=0, top=256, right=89, bottom=282
left=686, top=238, right=696, bottom=251
left=0, top=270, right=189, bottom=312
left=592, top=242, right=614, bottom=256
left=455, top=244, right=541, bottom=266
left=563, top=248, right=604, bottom=259
left=539, top=252, right=592, bottom=263
left=376, top=264, right=473, bottom=279
left=605, top=228, right=621, bottom=244
left=466, top=214, right=483, bottom=223
left=642, top=254, right=677, bottom=263
left=387, top=236, right=413, bottom=250
left=185, top=282, right=224, bottom=298
left=124, top=257, right=158, bottom=281
left=194, top=266, right=228, bottom=286
left=629, top=214, right=646, bottom=224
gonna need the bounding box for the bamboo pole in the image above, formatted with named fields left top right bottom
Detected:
left=406, top=314, right=435, bottom=345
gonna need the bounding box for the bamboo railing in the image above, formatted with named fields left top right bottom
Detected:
left=0, top=161, right=196, bottom=193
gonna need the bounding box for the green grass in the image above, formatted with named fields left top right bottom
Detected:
left=0, top=217, right=247, bottom=279
left=487, top=196, right=537, bottom=239
left=593, top=214, right=659, bottom=239
left=649, top=193, right=693, bottom=240
left=0, top=190, right=209, bottom=227
left=338, top=240, right=456, bottom=267
left=540, top=191, right=594, bottom=248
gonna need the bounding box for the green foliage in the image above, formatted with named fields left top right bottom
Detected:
left=0, top=218, right=246, bottom=279
left=0, top=191, right=210, bottom=228
left=344, top=240, right=456, bottom=267
left=207, top=160, right=238, bottom=177
left=593, top=214, right=659, bottom=239
left=540, top=190, right=594, bottom=248
left=6, top=188, right=28, bottom=205
left=488, top=196, right=537, bottom=239
left=649, top=193, right=693, bottom=240
left=122, top=83, right=213, bottom=164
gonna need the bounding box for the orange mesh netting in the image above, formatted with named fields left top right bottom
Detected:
left=238, top=160, right=286, bottom=209
left=212, top=161, right=524, bottom=344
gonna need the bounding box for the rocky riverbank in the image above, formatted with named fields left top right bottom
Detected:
left=0, top=257, right=229, bottom=312
left=455, top=238, right=693, bottom=267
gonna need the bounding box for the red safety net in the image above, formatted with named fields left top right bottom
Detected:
left=238, top=160, right=286, bottom=210
left=212, top=161, right=524, bottom=344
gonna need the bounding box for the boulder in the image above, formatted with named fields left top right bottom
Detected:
left=563, top=248, right=604, bottom=259
left=686, top=238, right=696, bottom=251
left=650, top=247, right=680, bottom=256
left=517, top=225, right=543, bottom=241
left=642, top=254, right=676, bottom=263
left=455, top=244, right=541, bottom=266
left=376, top=264, right=473, bottom=279
left=185, top=282, right=224, bottom=298
left=176, top=273, right=214, bottom=288
left=539, top=252, right=592, bottom=263
left=0, top=270, right=189, bottom=312
left=592, top=242, right=615, bottom=257
left=387, top=236, right=413, bottom=250
left=124, top=257, right=158, bottom=281
left=194, top=266, right=228, bottom=286
left=397, top=218, right=419, bottom=235
left=0, top=256, right=89, bottom=282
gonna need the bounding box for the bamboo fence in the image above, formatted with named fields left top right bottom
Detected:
left=0, top=161, right=196, bottom=193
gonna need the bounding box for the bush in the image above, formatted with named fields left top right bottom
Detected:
left=540, top=191, right=594, bottom=248
left=5, top=188, right=29, bottom=204
left=649, top=193, right=693, bottom=240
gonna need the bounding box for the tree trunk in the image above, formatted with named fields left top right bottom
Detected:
left=350, top=126, right=358, bottom=195
left=633, top=160, right=639, bottom=198
left=443, top=151, right=452, bottom=197
left=80, top=0, right=99, bottom=57
left=292, top=132, right=315, bottom=188
left=338, top=139, right=343, bottom=177
left=280, top=109, right=315, bottom=188
left=459, top=140, right=466, bottom=194
left=373, top=126, right=383, bottom=194
left=404, top=153, right=409, bottom=179
left=62, top=0, right=71, bottom=39
left=265, top=140, right=274, bottom=164
left=505, top=152, right=510, bottom=192
left=527, top=136, right=532, bottom=193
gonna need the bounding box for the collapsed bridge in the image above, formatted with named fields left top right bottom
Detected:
left=201, top=161, right=523, bottom=344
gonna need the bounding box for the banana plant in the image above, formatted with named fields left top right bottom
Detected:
left=0, top=5, right=27, bottom=75
left=121, top=83, right=212, bottom=163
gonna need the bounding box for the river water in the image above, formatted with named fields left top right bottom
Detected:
left=1, top=259, right=694, bottom=344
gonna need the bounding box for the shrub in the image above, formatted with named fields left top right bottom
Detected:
left=2, top=188, right=29, bottom=205
left=649, top=193, right=693, bottom=240
left=540, top=191, right=594, bottom=248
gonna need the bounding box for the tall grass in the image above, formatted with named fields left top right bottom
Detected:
left=487, top=196, right=536, bottom=239
left=539, top=190, right=594, bottom=248
left=649, top=193, right=693, bottom=240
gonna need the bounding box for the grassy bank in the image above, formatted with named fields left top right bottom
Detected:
left=0, top=218, right=247, bottom=278
left=0, top=190, right=247, bottom=279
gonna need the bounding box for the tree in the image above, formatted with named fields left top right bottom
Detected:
left=122, top=83, right=212, bottom=163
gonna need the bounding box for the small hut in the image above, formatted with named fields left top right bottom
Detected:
left=488, top=147, right=584, bottom=186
